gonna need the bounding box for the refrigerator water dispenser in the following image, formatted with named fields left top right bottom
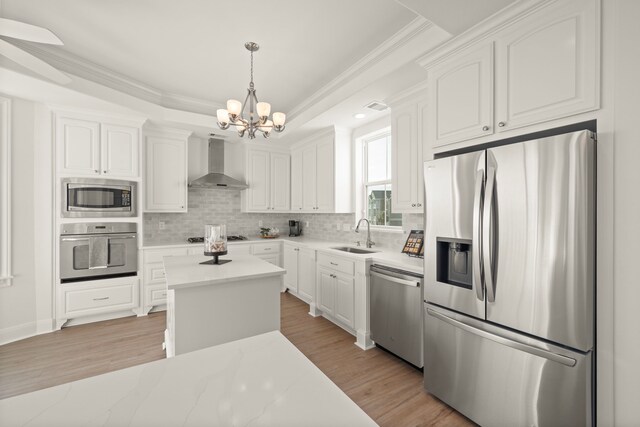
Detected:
left=436, top=238, right=472, bottom=289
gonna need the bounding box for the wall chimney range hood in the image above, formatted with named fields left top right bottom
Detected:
left=189, top=138, right=248, bottom=190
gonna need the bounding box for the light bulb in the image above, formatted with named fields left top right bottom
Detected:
left=227, top=99, right=242, bottom=116
left=257, top=102, right=271, bottom=118
left=259, top=119, right=273, bottom=130
left=216, top=109, right=229, bottom=125
left=273, top=112, right=286, bottom=126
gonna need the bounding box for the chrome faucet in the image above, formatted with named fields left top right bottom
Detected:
left=355, top=218, right=375, bottom=248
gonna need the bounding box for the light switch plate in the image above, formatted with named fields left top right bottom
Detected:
left=305, top=221, right=309, bottom=228
left=259, top=220, right=263, bottom=227
left=336, top=223, right=341, bottom=231
left=159, top=221, right=165, bottom=230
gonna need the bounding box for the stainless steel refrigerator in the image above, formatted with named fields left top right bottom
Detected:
left=423, top=129, right=595, bottom=426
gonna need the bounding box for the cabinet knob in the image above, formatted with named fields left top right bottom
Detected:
left=94, top=169, right=99, bottom=173
left=417, top=203, right=422, bottom=207
left=482, top=125, right=490, bottom=131
left=103, top=170, right=107, bottom=173
left=498, top=121, right=506, bottom=127
left=411, top=204, right=416, bottom=207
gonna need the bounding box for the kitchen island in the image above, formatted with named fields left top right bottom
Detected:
left=164, top=254, right=285, bottom=357
left=0, top=331, right=377, bottom=426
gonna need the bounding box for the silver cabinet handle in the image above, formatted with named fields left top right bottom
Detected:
left=482, top=125, right=490, bottom=131
left=264, top=248, right=272, bottom=251
left=330, top=262, right=338, bottom=266
left=498, top=121, right=506, bottom=127
left=370, top=270, right=419, bottom=287
left=483, top=163, right=497, bottom=303
left=93, top=296, right=109, bottom=301
left=472, top=169, right=485, bottom=301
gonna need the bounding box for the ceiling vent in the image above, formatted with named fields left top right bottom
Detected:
left=364, top=101, right=389, bottom=111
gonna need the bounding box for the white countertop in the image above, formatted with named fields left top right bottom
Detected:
left=0, top=331, right=377, bottom=427
left=164, top=254, right=286, bottom=290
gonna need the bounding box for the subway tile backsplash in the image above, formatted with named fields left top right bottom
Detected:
left=144, top=188, right=424, bottom=251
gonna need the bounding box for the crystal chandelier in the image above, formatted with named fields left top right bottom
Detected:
left=216, top=42, right=286, bottom=139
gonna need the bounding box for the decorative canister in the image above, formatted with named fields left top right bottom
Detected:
left=201, top=224, right=231, bottom=265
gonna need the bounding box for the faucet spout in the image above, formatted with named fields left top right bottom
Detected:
left=355, top=218, right=375, bottom=248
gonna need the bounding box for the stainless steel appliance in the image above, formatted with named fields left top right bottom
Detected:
left=288, top=220, right=302, bottom=237
left=370, top=264, right=424, bottom=367
left=60, top=222, right=138, bottom=282
left=189, top=138, right=249, bottom=190
left=423, top=129, right=595, bottom=426
left=62, top=178, right=136, bottom=218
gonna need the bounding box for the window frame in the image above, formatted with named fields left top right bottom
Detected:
left=0, top=96, right=11, bottom=287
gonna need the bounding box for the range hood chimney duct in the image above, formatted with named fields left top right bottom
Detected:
left=188, top=138, right=248, bottom=190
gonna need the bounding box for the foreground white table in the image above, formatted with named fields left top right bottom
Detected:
left=0, top=331, right=377, bottom=426
left=164, top=254, right=285, bottom=357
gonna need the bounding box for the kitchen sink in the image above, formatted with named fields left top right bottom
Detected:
left=331, top=246, right=379, bottom=254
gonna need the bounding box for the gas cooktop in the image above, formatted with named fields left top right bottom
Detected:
left=187, top=235, right=248, bottom=243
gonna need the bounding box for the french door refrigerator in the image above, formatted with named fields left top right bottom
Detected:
left=423, top=129, right=595, bottom=426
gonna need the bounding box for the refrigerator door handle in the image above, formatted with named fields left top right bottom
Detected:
left=426, top=307, right=577, bottom=367
left=483, top=165, right=497, bottom=302
left=472, top=169, right=484, bottom=301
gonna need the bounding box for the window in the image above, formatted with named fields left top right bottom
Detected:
left=0, top=97, right=11, bottom=287
left=362, top=131, right=402, bottom=227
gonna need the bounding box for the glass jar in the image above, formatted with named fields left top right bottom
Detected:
left=204, top=224, right=227, bottom=255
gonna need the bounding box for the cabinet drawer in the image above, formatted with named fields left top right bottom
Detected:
left=144, top=261, right=166, bottom=285
left=228, top=244, right=252, bottom=256
left=146, top=284, right=167, bottom=306
left=252, top=242, right=281, bottom=254
left=64, top=281, right=137, bottom=316
left=144, top=247, right=188, bottom=263
left=317, top=253, right=354, bottom=276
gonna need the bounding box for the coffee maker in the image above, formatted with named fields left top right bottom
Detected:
left=289, top=220, right=302, bottom=237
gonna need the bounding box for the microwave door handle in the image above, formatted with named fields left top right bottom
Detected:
left=472, top=170, right=485, bottom=301
left=483, top=164, right=497, bottom=303
left=89, top=236, right=109, bottom=269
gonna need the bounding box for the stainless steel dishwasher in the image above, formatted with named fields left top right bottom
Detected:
left=370, top=264, right=424, bottom=367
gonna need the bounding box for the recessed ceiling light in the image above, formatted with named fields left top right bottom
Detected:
left=354, top=113, right=366, bottom=119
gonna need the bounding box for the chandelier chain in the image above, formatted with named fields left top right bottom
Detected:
left=250, top=49, right=254, bottom=87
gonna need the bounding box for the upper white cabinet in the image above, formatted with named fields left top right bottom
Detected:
left=388, top=85, right=428, bottom=213
left=144, top=127, right=190, bottom=212
left=423, top=0, right=598, bottom=148
left=242, top=148, right=290, bottom=212
left=56, top=115, right=140, bottom=178
left=290, top=127, right=352, bottom=213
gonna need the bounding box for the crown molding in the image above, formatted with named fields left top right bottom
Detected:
left=416, top=0, right=555, bottom=70
left=286, top=17, right=434, bottom=121
left=10, top=40, right=224, bottom=115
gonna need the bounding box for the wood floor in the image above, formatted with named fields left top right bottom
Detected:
left=0, top=292, right=473, bottom=426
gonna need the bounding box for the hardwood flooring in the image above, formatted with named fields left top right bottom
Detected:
left=0, top=292, right=473, bottom=426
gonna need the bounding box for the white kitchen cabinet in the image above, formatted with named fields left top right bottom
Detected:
left=290, top=150, right=303, bottom=211
left=144, top=128, right=190, bottom=212
left=251, top=241, right=281, bottom=267
left=427, top=42, right=494, bottom=147
left=283, top=243, right=316, bottom=303
left=291, top=126, right=352, bottom=213
left=283, top=244, right=299, bottom=292
left=242, top=148, right=290, bottom=212
left=424, top=0, right=598, bottom=148
left=56, top=116, right=140, bottom=178
left=316, top=252, right=355, bottom=331
left=494, top=0, right=598, bottom=132
left=56, top=276, right=139, bottom=329
left=142, top=246, right=189, bottom=314
left=388, top=85, right=428, bottom=213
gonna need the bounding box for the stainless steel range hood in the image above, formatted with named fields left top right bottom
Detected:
left=189, top=138, right=248, bottom=190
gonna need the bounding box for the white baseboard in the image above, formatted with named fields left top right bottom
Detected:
left=0, top=321, right=36, bottom=345
left=36, top=318, right=54, bottom=335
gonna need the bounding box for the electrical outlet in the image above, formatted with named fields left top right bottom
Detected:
left=305, top=221, right=309, bottom=228
left=259, top=220, right=263, bottom=227
left=342, top=223, right=351, bottom=232
left=159, top=221, right=165, bottom=230
left=336, top=223, right=341, bottom=231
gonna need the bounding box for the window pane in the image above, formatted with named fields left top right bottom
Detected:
left=366, top=184, right=403, bottom=227
left=366, top=136, right=389, bottom=182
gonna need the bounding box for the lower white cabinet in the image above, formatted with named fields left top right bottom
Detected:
left=57, top=276, right=139, bottom=328
left=316, top=253, right=355, bottom=330
left=142, top=247, right=190, bottom=314
left=252, top=242, right=281, bottom=266
left=283, top=243, right=316, bottom=303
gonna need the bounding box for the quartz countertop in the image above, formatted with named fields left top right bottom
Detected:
left=0, top=331, right=377, bottom=427
left=164, top=254, right=285, bottom=290
left=145, top=236, right=424, bottom=275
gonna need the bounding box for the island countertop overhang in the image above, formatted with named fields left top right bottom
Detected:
left=163, top=254, right=286, bottom=290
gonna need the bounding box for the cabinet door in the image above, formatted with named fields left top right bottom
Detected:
left=335, top=272, right=355, bottom=329
left=429, top=43, right=494, bottom=147
left=270, top=152, right=290, bottom=211
left=315, top=138, right=334, bottom=212
left=246, top=149, right=271, bottom=211
left=391, top=103, right=419, bottom=213
left=317, top=266, right=335, bottom=316
left=57, top=117, right=101, bottom=175
left=297, top=248, right=315, bottom=302
left=283, top=245, right=298, bottom=292
left=301, top=145, right=317, bottom=211
left=145, top=136, right=187, bottom=212
left=494, top=0, right=598, bottom=132
left=101, top=124, right=139, bottom=177
left=290, top=150, right=303, bottom=211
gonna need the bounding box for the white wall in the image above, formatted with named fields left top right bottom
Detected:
left=0, top=97, right=37, bottom=343
left=611, top=0, right=640, bottom=424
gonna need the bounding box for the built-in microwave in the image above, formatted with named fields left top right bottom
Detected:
left=62, top=178, right=136, bottom=218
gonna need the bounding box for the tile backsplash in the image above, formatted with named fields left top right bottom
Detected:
left=144, top=188, right=424, bottom=251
